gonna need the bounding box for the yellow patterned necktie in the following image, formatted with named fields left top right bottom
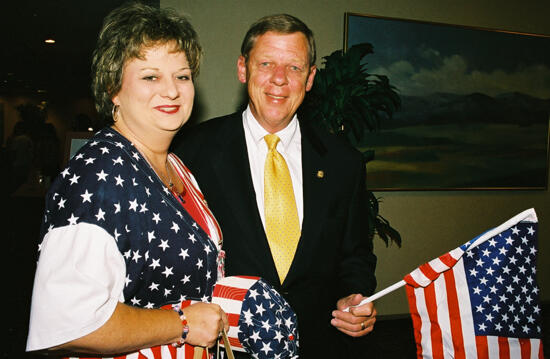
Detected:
left=264, top=134, right=301, bottom=283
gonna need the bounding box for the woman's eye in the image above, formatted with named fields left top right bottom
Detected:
left=142, top=76, right=157, bottom=81
left=177, top=75, right=191, bottom=81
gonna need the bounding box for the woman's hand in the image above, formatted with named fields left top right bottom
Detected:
left=183, top=302, right=229, bottom=347
left=50, top=302, right=228, bottom=354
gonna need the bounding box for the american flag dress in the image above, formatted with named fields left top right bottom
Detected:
left=26, top=127, right=224, bottom=359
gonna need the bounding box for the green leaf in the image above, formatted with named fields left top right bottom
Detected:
left=362, top=149, right=375, bottom=163
left=299, top=42, right=402, bottom=246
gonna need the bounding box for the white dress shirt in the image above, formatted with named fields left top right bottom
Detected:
left=242, top=106, right=304, bottom=228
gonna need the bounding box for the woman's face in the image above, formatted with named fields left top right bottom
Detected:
left=112, top=43, right=194, bottom=137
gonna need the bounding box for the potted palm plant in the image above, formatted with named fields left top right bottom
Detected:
left=300, top=42, right=402, bottom=246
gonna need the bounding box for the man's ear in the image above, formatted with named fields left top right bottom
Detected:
left=237, top=55, right=247, bottom=84
left=305, top=65, right=317, bottom=92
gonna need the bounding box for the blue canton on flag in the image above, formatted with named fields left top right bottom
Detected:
left=464, top=222, right=541, bottom=339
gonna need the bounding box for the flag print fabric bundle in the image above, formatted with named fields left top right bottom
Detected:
left=212, top=276, right=298, bottom=358
left=405, top=208, right=543, bottom=359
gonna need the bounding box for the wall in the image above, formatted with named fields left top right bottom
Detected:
left=162, top=0, right=550, bottom=315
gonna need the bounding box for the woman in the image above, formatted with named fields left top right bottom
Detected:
left=26, top=3, right=227, bottom=358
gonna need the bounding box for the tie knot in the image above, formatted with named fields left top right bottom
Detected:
left=264, top=134, right=280, bottom=151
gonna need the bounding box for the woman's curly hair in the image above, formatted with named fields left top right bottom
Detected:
left=91, top=2, right=202, bottom=123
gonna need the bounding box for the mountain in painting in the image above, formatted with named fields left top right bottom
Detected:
left=386, top=92, right=550, bottom=129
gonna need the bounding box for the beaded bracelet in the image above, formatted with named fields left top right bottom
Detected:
left=172, top=308, right=189, bottom=348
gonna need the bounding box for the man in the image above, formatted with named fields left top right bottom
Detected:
left=176, top=14, right=377, bottom=358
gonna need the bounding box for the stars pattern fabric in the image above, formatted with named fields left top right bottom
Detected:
left=212, top=276, right=298, bottom=359
left=404, top=208, right=543, bottom=358
left=464, top=223, right=541, bottom=339
left=263, top=134, right=301, bottom=283
left=32, top=127, right=220, bottom=358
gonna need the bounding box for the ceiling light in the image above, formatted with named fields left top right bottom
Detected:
left=45, top=39, right=55, bottom=44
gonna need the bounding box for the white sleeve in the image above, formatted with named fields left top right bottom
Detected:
left=26, top=222, right=126, bottom=351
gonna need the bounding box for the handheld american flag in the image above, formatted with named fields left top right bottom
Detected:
left=350, top=208, right=544, bottom=358
left=405, top=208, right=543, bottom=358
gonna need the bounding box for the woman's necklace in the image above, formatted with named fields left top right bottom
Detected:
left=165, top=158, right=186, bottom=197
left=164, top=158, right=174, bottom=191
left=110, top=124, right=185, bottom=197
left=165, top=159, right=176, bottom=192
left=138, top=148, right=184, bottom=197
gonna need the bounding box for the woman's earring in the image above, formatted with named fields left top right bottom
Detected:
left=112, top=104, right=119, bottom=122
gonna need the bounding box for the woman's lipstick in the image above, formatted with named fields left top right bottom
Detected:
left=154, top=105, right=180, bottom=114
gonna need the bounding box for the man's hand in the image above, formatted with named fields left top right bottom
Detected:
left=331, top=294, right=377, bottom=337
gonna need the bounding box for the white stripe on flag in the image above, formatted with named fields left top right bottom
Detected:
left=227, top=326, right=241, bottom=341
left=177, top=345, right=186, bottom=359
left=414, top=286, right=433, bottom=358
left=212, top=297, right=243, bottom=315
left=448, top=247, right=464, bottom=261
left=530, top=339, right=540, bottom=359
left=453, top=259, right=477, bottom=359
left=429, top=257, right=451, bottom=273
left=487, top=336, right=499, bottom=359
left=434, top=275, right=454, bottom=359
left=410, top=268, right=430, bottom=287
left=126, top=353, right=139, bottom=359
left=508, top=337, right=521, bottom=358
left=217, top=276, right=258, bottom=289
left=161, top=344, right=174, bottom=359
left=139, top=348, right=155, bottom=359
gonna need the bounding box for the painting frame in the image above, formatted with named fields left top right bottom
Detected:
left=344, top=13, right=550, bottom=191
left=0, top=103, right=4, bottom=147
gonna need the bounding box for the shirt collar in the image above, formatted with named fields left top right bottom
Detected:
left=243, top=105, right=299, bottom=149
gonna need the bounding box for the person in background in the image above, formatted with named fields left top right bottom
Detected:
left=6, top=120, right=34, bottom=194
left=26, top=3, right=227, bottom=358
left=176, top=13, right=377, bottom=358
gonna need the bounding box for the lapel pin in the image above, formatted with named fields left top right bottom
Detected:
left=316, top=170, right=324, bottom=178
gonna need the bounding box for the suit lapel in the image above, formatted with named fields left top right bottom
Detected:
left=210, top=115, right=280, bottom=283
left=284, top=121, right=329, bottom=285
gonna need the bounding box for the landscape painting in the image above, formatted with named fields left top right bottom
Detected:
left=345, top=13, right=550, bottom=190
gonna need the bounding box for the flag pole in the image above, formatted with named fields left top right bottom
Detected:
left=343, top=280, right=406, bottom=312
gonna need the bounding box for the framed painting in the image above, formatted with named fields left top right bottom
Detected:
left=0, top=103, right=4, bottom=147
left=345, top=13, right=550, bottom=190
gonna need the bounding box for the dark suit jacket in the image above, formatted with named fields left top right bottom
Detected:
left=174, top=112, right=377, bottom=358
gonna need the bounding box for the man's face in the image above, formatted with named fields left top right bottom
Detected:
left=237, top=31, right=316, bottom=133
